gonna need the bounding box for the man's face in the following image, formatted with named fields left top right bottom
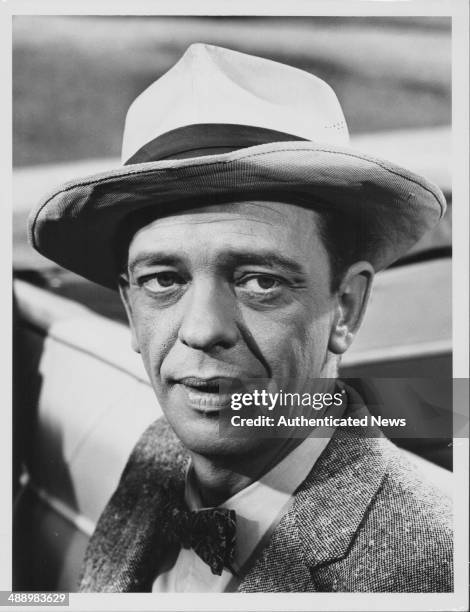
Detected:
left=120, top=201, right=342, bottom=456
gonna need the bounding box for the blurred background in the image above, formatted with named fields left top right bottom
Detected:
left=13, top=16, right=451, bottom=166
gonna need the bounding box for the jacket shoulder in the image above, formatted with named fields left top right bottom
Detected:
left=313, top=441, right=453, bottom=592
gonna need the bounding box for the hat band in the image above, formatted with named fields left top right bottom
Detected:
left=124, top=123, right=306, bottom=164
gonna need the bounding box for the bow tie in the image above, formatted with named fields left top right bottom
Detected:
left=167, top=506, right=237, bottom=576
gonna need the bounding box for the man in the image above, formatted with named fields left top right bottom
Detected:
left=29, top=44, right=452, bottom=592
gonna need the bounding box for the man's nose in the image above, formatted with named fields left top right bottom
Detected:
left=177, top=280, right=240, bottom=351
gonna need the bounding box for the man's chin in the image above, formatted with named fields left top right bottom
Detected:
left=171, top=418, right=266, bottom=458
left=160, top=390, right=275, bottom=458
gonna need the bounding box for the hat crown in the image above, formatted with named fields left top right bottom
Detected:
left=121, top=43, right=349, bottom=163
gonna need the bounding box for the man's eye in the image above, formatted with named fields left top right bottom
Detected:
left=238, top=275, right=281, bottom=293
left=140, top=272, right=185, bottom=292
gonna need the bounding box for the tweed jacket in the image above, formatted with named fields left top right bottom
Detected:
left=78, top=405, right=453, bottom=593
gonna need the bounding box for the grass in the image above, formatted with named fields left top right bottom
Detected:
left=13, top=16, right=451, bottom=167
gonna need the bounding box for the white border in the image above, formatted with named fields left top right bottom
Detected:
left=2, top=1, right=468, bottom=610
left=0, top=0, right=459, bottom=17
left=0, top=0, right=12, bottom=595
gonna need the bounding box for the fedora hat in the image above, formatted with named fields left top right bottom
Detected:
left=28, top=43, right=446, bottom=289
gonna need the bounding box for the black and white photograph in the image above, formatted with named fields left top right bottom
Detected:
left=5, top=3, right=469, bottom=610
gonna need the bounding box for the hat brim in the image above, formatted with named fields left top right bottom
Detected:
left=28, top=141, right=446, bottom=290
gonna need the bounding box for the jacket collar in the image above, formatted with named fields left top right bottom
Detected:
left=238, top=396, right=390, bottom=589
left=292, top=422, right=388, bottom=567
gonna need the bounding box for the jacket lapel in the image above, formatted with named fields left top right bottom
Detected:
left=237, top=507, right=317, bottom=592
left=79, top=418, right=189, bottom=592
left=238, top=403, right=389, bottom=591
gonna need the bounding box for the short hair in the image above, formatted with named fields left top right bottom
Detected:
left=315, top=207, right=362, bottom=292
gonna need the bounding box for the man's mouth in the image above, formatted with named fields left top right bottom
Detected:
left=175, top=376, right=241, bottom=413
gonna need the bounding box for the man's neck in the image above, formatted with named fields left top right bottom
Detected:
left=188, top=373, right=342, bottom=507
left=189, top=436, right=306, bottom=507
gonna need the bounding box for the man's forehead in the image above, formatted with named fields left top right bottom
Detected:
left=123, top=200, right=328, bottom=272
left=127, top=200, right=323, bottom=240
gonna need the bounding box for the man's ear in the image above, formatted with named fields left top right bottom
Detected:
left=118, top=275, right=140, bottom=354
left=328, top=262, right=374, bottom=355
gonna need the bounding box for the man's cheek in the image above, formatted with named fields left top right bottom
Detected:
left=255, top=320, right=312, bottom=377
left=133, top=319, right=167, bottom=382
left=263, top=316, right=328, bottom=379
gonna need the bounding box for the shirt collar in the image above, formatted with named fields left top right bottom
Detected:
left=184, top=432, right=335, bottom=571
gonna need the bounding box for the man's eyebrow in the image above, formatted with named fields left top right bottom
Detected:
left=129, top=249, right=307, bottom=276
left=218, top=251, right=307, bottom=275
left=128, top=252, right=183, bottom=274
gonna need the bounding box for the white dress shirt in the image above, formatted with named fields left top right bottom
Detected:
left=152, top=428, right=336, bottom=592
